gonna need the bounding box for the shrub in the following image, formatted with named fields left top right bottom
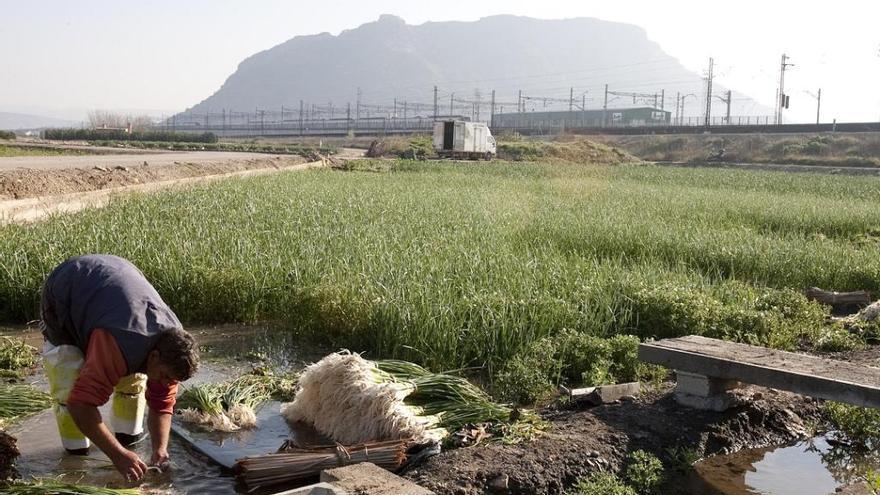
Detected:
left=813, top=324, right=864, bottom=352
left=494, top=338, right=560, bottom=405
left=0, top=130, right=15, bottom=140
left=568, top=472, right=637, bottom=495
left=42, top=128, right=217, bottom=143
left=626, top=284, right=828, bottom=350
left=824, top=402, right=880, bottom=449
left=624, top=450, right=664, bottom=494
left=494, top=330, right=657, bottom=405
left=497, top=142, right=546, bottom=161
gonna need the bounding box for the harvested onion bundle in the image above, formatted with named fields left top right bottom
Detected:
left=280, top=351, right=516, bottom=444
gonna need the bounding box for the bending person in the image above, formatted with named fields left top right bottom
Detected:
left=40, top=254, right=199, bottom=482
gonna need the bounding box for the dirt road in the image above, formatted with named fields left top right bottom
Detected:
left=0, top=151, right=272, bottom=171
left=0, top=147, right=368, bottom=222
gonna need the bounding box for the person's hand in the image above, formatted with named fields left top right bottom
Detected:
left=112, top=449, right=148, bottom=483
left=151, top=449, right=171, bottom=471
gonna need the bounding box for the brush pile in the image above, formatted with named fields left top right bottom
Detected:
left=280, top=352, right=517, bottom=445
left=236, top=439, right=407, bottom=490
left=0, top=338, right=38, bottom=380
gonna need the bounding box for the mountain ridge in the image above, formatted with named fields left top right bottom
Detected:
left=184, top=15, right=767, bottom=119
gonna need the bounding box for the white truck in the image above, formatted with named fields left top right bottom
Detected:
left=433, top=120, right=497, bottom=160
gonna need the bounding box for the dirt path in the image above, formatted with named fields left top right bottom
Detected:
left=0, top=150, right=275, bottom=171
left=0, top=152, right=319, bottom=202
left=0, top=147, right=366, bottom=223
left=0, top=158, right=326, bottom=223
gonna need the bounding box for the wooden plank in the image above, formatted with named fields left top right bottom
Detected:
left=639, top=335, right=880, bottom=408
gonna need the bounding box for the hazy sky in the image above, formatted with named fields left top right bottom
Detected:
left=3, top=0, right=879, bottom=123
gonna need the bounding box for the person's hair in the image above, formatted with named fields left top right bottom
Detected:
left=155, top=328, right=199, bottom=381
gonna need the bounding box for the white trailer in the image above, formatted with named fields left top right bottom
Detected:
left=433, top=120, right=497, bottom=160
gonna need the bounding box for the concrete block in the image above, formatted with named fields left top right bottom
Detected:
left=271, top=482, right=348, bottom=495
left=571, top=382, right=642, bottom=405
left=674, top=390, right=736, bottom=412
left=675, top=371, right=739, bottom=397
left=321, top=462, right=434, bottom=495
left=674, top=371, right=740, bottom=411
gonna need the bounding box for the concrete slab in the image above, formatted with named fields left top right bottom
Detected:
left=639, top=335, right=880, bottom=409
left=570, top=382, right=642, bottom=405
left=271, top=482, right=348, bottom=495
left=321, top=462, right=434, bottom=495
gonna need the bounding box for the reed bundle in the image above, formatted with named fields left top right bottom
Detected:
left=235, top=439, right=407, bottom=491
left=2, top=479, right=140, bottom=495
left=0, top=385, right=53, bottom=423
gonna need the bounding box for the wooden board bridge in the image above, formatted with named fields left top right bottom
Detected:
left=639, top=335, right=880, bottom=410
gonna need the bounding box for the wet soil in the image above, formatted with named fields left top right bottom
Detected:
left=404, top=386, right=823, bottom=495
left=0, top=430, right=19, bottom=480
left=0, top=153, right=311, bottom=200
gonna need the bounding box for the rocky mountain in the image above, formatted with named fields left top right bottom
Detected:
left=184, top=15, right=766, bottom=120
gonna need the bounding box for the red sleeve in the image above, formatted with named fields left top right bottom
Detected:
left=146, top=379, right=178, bottom=415
left=68, top=328, right=127, bottom=407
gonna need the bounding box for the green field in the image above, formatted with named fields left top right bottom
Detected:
left=1, top=160, right=878, bottom=400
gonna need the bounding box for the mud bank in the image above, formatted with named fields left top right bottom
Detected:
left=405, top=385, right=822, bottom=495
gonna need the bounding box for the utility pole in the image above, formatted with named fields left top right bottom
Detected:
left=518, top=90, right=523, bottom=113
left=299, top=100, right=304, bottom=135
left=704, top=57, right=714, bottom=127
left=474, top=89, right=481, bottom=122
left=661, top=89, right=665, bottom=111
left=603, top=84, right=609, bottom=127
left=776, top=54, right=794, bottom=125
left=346, top=102, right=351, bottom=131
left=450, top=93, right=454, bottom=116
left=725, top=90, right=732, bottom=124
left=581, top=93, right=586, bottom=127
left=393, top=98, right=397, bottom=120
left=433, top=85, right=439, bottom=120
left=490, top=90, right=496, bottom=127
left=675, top=92, right=681, bottom=125
left=816, top=88, right=822, bottom=124
left=569, top=87, right=574, bottom=128
left=356, top=87, right=362, bottom=126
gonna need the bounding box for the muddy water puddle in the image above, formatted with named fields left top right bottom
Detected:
left=3, top=323, right=330, bottom=494
left=687, top=436, right=878, bottom=494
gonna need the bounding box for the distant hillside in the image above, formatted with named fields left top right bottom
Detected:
left=0, top=112, right=79, bottom=130
left=184, top=15, right=770, bottom=121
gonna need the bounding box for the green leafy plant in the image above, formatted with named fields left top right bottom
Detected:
left=567, top=472, right=637, bottom=495
left=624, top=450, right=664, bottom=494
left=665, top=445, right=701, bottom=474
